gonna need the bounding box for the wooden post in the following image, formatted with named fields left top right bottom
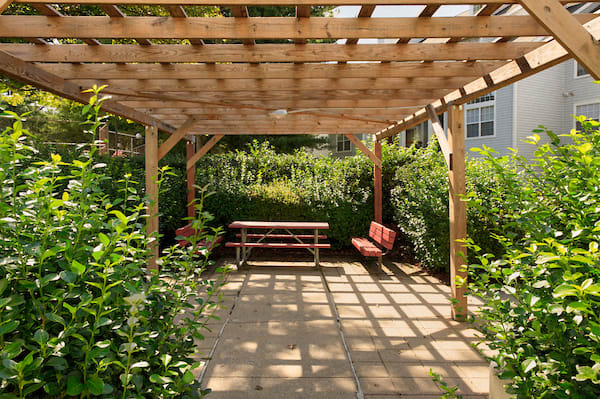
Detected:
left=145, top=125, right=159, bottom=270
left=448, top=104, right=467, bottom=320
left=98, top=123, right=108, bottom=155
left=374, top=138, right=382, bottom=224
left=186, top=139, right=196, bottom=219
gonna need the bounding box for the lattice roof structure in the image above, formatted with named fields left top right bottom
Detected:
left=2, top=0, right=600, bottom=319
left=1, top=0, right=599, bottom=139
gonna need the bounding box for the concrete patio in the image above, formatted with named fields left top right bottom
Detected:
left=195, top=256, right=490, bottom=398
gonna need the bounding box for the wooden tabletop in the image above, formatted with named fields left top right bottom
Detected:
left=229, top=221, right=329, bottom=230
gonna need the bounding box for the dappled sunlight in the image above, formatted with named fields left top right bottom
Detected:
left=197, top=256, right=489, bottom=398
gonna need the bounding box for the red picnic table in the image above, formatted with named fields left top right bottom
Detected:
left=225, top=221, right=330, bottom=267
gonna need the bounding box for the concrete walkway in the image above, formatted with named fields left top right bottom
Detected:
left=196, top=256, right=490, bottom=399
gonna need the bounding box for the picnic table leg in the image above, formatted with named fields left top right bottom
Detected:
left=235, top=247, right=240, bottom=268
left=241, top=228, right=247, bottom=265
left=314, top=229, right=319, bottom=267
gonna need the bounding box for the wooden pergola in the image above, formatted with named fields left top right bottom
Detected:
left=1, top=0, right=599, bottom=320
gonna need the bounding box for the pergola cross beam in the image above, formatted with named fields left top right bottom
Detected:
left=187, top=135, right=224, bottom=170
left=344, top=134, right=382, bottom=167
left=518, top=0, right=600, bottom=80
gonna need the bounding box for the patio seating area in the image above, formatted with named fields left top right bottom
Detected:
left=195, top=256, right=489, bottom=398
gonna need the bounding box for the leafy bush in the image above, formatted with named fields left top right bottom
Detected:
left=194, top=141, right=378, bottom=247
left=465, top=120, right=600, bottom=397
left=390, top=140, right=510, bottom=271
left=0, top=94, right=229, bottom=398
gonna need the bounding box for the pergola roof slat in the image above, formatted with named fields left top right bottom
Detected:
left=0, top=42, right=543, bottom=63
left=1, top=15, right=595, bottom=39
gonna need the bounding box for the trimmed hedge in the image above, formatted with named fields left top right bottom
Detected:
left=38, top=139, right=508, bottom=271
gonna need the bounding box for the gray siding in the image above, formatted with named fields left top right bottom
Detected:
left=514, top=62, right=566, bottom=160
left=562, top=59, right=600, bottom=134
left=464, top=86, right=514, bottom=157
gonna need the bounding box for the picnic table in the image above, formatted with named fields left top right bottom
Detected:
left=225, top=221, right=330, bottom=267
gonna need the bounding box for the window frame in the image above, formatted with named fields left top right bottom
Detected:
left=573, top=100, right=600, bottom=131
left=465, top=97, right=497, bottom=140
left=575, top=61, right=591, bottom=79
left=336, top=134, right=352, bottom=153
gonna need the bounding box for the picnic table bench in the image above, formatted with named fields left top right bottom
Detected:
left=226, top=221, right=330, bottom=267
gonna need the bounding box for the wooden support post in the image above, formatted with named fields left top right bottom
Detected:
left=518, top=0, right=600, bottom=80
left=186, top=134, right=224, bottom=170
left=448, top=104, right=467, bottom=320
left=344, top=133, right=382, bottom=167
left=98, top=123, right=108, bottom=155
left=145, top=125, right=159, bottom=270
left=186, top=139, right=196, bottom=219
left=374, top=139, right=382, bottom=224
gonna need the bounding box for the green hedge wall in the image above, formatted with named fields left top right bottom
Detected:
left=40, top=140, right=509, bottom=271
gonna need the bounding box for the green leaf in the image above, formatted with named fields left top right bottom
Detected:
left=87, top=377, right=104, bottom=396
left=522, top=358, right=537, bottom=374
left=71, top=260, right=86, bottom=275
left=0, top=320, right=19, bottom=335
left=182, top=370, right=195, bottom=385
left=45, top=312, right=66, bottom=326
left=130, top=361, right=149, bottom=369
left=150, top=374, right=173, bottom=384
left=66, top=376, right=84, bottom=396
left=567, top=301, right=590, bottom=314
left=98, top=233, right=110, bottom=247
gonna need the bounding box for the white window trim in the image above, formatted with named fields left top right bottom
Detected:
left=573, top=99, right=600, bottom=130
left=335, top=134, right=352, bottom=153
left=465, top=100, right=497, bottom=140
left=574, top=61, right=591, bottom=79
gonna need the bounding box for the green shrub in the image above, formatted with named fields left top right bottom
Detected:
left=465, top=120, right=600, bottom=397
left=389, top=140, right=510, bottom=271
left=0, top=95, right=229, bottom=398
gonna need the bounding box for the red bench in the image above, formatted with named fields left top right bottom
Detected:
left=175, top=224, right=223, bottom=254
left=352, top=221, right=396, bottom=269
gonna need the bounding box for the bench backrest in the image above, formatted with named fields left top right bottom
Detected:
left=369, top=221, right=396, bottom=250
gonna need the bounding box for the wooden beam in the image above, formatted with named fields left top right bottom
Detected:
left=376, top=15, right=600, bottom=140
left=374, top=140, right=382, bottom=224
left=518, top=0, right=600, bottom=80
left=425, top=104, right=451, bottom=169
left=1, top=15, right=594, bottom=40
left=120, top=98, right=434, bottom=110
left=0, top=43, right=542, bottom=63
left=72, top=77, right=474, bottom=92
left=0, top=50, right=175, bottom=134
left=13, top=0, right=587, bottom=6
left=448, top=104, right=467, bottom=321
left=186, top=139, right=196, bottom=218
left=156, top=112, right=394, bottom=124
left=157, top=116, right=199, bottom=160
left=345, top=5, right=375, bottom=46
left=41, top=61, right=506, bottom=80
left=344, top=134, right=382, bottom=167
left=105, top=87, right=453, bottom=102
left=187, top=135, right=223, bottom=169
left=0, top=0, right=11, bottom=14
left=145, top=125, right=159, bottom=270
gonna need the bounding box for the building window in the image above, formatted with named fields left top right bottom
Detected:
left=576, top=62, right=590, bottom=77
left=466, top=105, right=495, bottom=138
left=406, top=121, right=428, bottom=147
left=336, top=135, right=351, bottom=152
left=468, top=93, right=495, bottom=104
left=575, top=102, right=600, bottom=131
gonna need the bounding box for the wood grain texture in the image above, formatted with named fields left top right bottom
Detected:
left=145, top=125, right=159, bottom=270
left=518, top=0, right=600, bottom=80
left=157, top=116, right=199, bottom=160
left=0, top=50, right=174, bottom=133
left=13, top=0, right=584, bottom=6
left=344, top=134, right=382, bottom=167
left=1, top=15, right=594, bottom=39
left=448, top=104, right=467, bottom=321
left=40, top=61, right=506, bottom=80
left=376, top=15, right=600, bottom=140
left=186, top=135, right=223, bottom=169
left=0, top=43, right=542, bottom=63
